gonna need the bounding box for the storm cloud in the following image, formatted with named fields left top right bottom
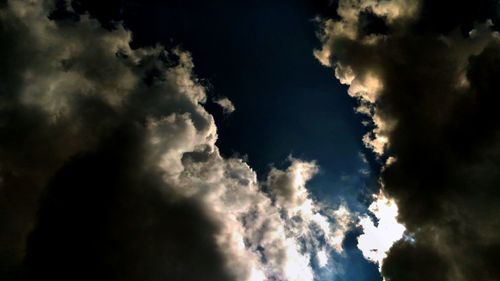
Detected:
left=315, top=0, right=500, bottom=280
left=0, top=1, right=353, bottom=281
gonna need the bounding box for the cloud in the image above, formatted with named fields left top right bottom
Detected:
left=266, top=158, right=353, bottom=255
left=357, top=190, right=406, bottom=268
left=315, top=0, right=500, bottom=280
left=214, top=97, right=236, bottom=114
left=0, top=1, right=352, bottom=281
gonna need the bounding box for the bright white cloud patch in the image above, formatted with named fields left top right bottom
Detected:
left=316, top=249, right=329, bottom=267
left=357, top=191, right=406, bottom=269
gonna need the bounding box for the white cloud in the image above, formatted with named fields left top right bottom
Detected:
left=317, top=249, right=329, bottom=267
left=357, top=190, right=406, bottom=269
left=265, top=158, right=354, bottom=278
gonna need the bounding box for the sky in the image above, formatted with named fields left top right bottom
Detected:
left=1, top=1, right=500, bottom=281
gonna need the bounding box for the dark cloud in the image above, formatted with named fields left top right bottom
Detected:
left=357, top=11, right=389, bottom=36
left=381, top=241, right=450, bottom=281
left=316, top=0, right=500, bottom=280
left=21, top=126, right=232, bottom=281
left=1, top=2, right=356, bottom=281
left=415, top=0, right=500, bottom=35
left=0, top=2, right=233, bottom=280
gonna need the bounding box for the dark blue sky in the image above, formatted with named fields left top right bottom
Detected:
left=80, top=0, right=382, bottom=279
left=123, top=0, right=378, bottom=198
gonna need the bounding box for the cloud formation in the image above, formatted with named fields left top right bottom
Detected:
left=0, top=1, right=351, bottom=280
left=213, top=97, right=236, bottom=114
left=315, top=0, right=500, bottom=280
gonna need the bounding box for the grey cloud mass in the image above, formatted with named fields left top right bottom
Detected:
left=0, top=1, right=352, bottom=281
left=315, top=0, right=500, bottom=280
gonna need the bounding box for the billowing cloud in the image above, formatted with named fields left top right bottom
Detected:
left=316, top=0, right=500, bottom=280
left=0, top=1, right=352, bottom=281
